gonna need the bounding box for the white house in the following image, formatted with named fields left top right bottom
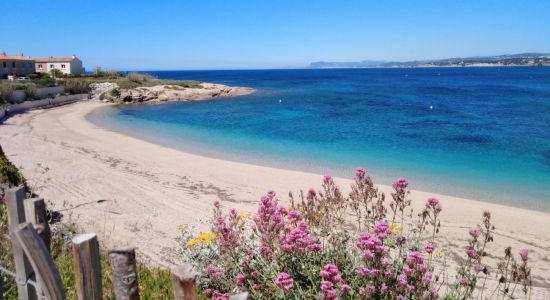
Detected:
left=34, top=55, right=84, bottom=75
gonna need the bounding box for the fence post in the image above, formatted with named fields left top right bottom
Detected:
left=109, top=247, right=139, bottom=300
left=0, top=275, right=4, bottom=300
left=171, top=264, right=197, bottom=300
left=23, top=197, right=51, bottom=251
left=72, top=233, right=102, bottom=300
left=14, top=223, right=65, bottom=300
left=4, top=186, right=36, bottom=300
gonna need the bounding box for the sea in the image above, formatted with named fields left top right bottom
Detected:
left=87, top=67, right=550, bottom=211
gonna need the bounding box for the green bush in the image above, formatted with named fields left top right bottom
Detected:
left=127, top=72, right=155, bottom=83
left=24, top=85, right=38, bottom=100
left=0, top=82, right=13, bottom=103
left=60, top=79, right=90, bottom=94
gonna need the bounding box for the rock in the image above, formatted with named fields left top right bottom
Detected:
left=103, top=83, right=255, bottom=104
left=89, top=82, right=119, bottom=100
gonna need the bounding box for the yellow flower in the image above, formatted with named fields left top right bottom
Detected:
left=238, top=213, right=251, bottom=220
left=434, top=250, right=442, bottom=258
left=185, top=231, right=216, bottom=247
left=390, top=223, right=402, bottom=234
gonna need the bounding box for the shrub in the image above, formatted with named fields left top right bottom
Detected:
left=127, top=72, right=155, bottom=83
left=24, top=84, right=38, bottom=100
left=109, top=88, right=121, bottom=97
left=0, top=82, right=13, bottom=103
left=60, top=79, right=90, bottom=94
left=180, top=169, right=533, bottom=299
left=28, top=74, right=39, bottom=80
left=104, top=70, right=123, bottom=79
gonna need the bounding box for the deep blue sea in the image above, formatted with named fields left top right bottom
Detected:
left=88, top=68, right=550, bottom=210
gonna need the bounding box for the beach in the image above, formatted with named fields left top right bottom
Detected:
left=0, top=101, right=549, bottom=296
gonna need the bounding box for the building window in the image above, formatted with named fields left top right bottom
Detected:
left=61, top=64, right=65, bottom=68
left=28, top=62, right=32, bottom=68
left=2, top=62, right=6, bottom=68
left=50, top=64, right=54, bottom=68
left=12, top=62, right=16, bottom=68
left=38, top=64, right=42, bottom=69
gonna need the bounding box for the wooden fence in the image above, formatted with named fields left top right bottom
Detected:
left=1, top=186, right=248, bottom=300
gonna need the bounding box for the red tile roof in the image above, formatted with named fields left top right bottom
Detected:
left=0, top=52, right=34, bottom=61
left=34, top=56, right=77, bottom=63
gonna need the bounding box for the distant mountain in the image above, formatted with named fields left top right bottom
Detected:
left=308, top=53, right=550, bottom=68
left=308, top=60, right=388, bottom=68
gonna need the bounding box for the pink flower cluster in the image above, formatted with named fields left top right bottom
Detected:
left=395, top=252, right=438, bottom=299
left=252, top=192, right=286, bottom=255
left=392, top=177, right=409, bottom=192
left=212, top=205, right=242, bottom=251
left=425, top=197, right=442, bottom=212
left=274, top=272, right=293, bottom=291
left=320, top=264, right=346, bottom=300
left=202, top=289, right=230, bottom=300
left=279, top=221, right=321, bottom=253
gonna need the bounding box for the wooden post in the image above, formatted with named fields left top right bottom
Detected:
left=72, top=233, right=102, bottom=300
left=14, top=223, right=65, bottom=300
left=171, top=264, right=197, bottom=300
left=109, top=247, right=139, bottom=300
left=23, top=197, right=51, bottom=251
left=4, top=186, right=36, bottom=300
left=0, top=276, right=4, bottom=300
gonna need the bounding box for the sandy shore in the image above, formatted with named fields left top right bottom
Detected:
left=0, top=101, right=549, bottom=296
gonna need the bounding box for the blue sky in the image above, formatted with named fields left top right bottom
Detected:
left=2, top=0, right=549, bottom=70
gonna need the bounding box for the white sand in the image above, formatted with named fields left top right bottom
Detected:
left=1, top=101, right=548, bottom=296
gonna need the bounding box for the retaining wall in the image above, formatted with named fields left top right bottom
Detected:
left=0, top=94, right=87, bottom=122
left=9, top=86, right=65, bottom=102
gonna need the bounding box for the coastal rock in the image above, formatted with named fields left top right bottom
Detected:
left=89, top=82, right=119, bottom=100
left=103, top=83, right=254, bottom=104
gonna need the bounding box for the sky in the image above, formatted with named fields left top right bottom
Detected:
left=2, top=0, right=550, bottom=70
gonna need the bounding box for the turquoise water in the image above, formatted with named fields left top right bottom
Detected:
left=88, top=68, right=550, bottom=210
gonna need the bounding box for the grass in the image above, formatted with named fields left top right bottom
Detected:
left=54, top=249, right=174, bottom=300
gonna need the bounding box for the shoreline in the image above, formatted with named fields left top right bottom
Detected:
left=0, top=101, right=549, bottom=294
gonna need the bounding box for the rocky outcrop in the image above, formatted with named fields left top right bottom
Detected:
left=100, top=83, right=255, bottom=103
left=89, top=82, right=119, bottom=100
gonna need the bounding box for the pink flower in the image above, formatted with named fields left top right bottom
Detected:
left=206, top=264, right=222, bottom=280
left=320, top=280, right=333, bottom=291
left=373, top=221, right=392, bottom=240
left=422, top=272, right=433, bottom=287
left=424, top=242, right=435, bottom=254
left=274, top=272, right=293, bottom=291
left=381, top=283, right=388, bottom=295
left=392, top=177, right=409, bottom=191
left=406, top=251, right=424, bottom=266
left=473, top=263, right=484, bottom=273
left=202, top=289, right=213, bottom=297
left=459, top=276, right=469, bottom=286
left=519, top=249, right=529, bottom=262
left=469, top=228, right=481, bottom=238
left=279, top=221, right=321, bottom=254
left=362, top=250, right=374, bottom=261
left=355, top=167, right=366, bottom=178
left=340, top=284, right=351, bottom=294
left=287, top=210, right=301, bottom=222
left=466, top=247, right=478, bottom=259
left=236, top=273, right=246, bottom=285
